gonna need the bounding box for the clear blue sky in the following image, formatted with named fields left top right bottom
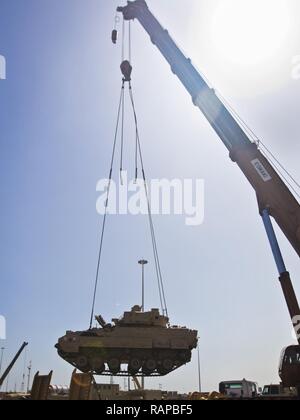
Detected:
left=0, top=0, right=300, bottom=393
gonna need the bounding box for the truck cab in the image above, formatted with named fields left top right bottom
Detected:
left=219, top=379, right=258, bottom=399
left=262, top=384, right=296, bottom=398
left=262, top=384, right=282, bottom=397
left=279, top=345, right=300, bottom=391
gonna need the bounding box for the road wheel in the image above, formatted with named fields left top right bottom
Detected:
left=158, top=358, right=174, bottom=375
left=108, top=358, right=120, bottom=374
left=143, top=359, right=157, bottom=375
left=129, top=358, right=142, bottom=374
left=163, top=358, right=174, bottom=371
left=76, top=355, right=90, bottom=373
left=91, top=357, right=105, bottom=374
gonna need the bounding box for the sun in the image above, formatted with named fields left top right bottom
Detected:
left=188, top=0, right=298, bottom=96
left=211, top=0, right=291, bottom=68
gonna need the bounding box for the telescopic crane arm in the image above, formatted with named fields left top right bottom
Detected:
left=117, top=0, right=300, bottom=259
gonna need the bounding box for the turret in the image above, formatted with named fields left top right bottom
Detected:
left=114, top=305, right=169, bottom=327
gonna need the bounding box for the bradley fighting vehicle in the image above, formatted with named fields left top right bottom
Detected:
left=56, top=305, right=198, bottom=376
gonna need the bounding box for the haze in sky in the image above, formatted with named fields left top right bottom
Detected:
left=1, top=0, right=300, bottom=393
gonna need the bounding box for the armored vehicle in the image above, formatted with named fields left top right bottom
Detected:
left=56, top=305, right=198, bottom=376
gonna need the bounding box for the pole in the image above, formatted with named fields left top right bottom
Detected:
left=197, top=342, right=202, bottom=393
left=21, top=346, right=27, bottom=393
left=138, top=259, right=148, bottom=391
left=138, top=260, right=148, bottom=312
left=142, top=264, right=145, bottom=312
left=27, top=361, right=32, bottom=394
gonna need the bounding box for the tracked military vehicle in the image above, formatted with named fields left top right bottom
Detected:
left=56, top=305, right=198, bottom=376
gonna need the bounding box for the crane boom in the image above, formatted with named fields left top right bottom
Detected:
left=0, top=342, right=28, bottom=388
left=117, top=0, right=300, bottom=258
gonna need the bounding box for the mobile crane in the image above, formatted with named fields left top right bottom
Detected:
left=116, top=0, right=300, bottom=392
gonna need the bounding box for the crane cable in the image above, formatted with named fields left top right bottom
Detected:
left=125, top=18, right=168, bottom=317
left=128, top=82, right=169, bottom=318
left=89, top=19, right=169, bottom=328
left=91, top=19, right=131, bottom=328
left=89, top=82, right=125, bottom=329
left=121, top=17, right=125, bottom=62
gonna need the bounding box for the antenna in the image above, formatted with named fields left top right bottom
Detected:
left=27, top=361, right=32, bottom=394
left=21, top=373, right=25, bottom=393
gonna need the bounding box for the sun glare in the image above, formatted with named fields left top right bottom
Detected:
left=189, top=0, right=299, bottom=96
left=211, top=0, right=290, bottom=68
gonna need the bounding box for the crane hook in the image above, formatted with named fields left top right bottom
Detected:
left=120, top=60, right=132, bottom=82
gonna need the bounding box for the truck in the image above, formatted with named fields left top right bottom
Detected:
left=262, top=384, right=296, bottom=398
left=219, top=379, right=258, bottom=399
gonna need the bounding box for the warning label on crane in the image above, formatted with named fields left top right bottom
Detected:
left=251, top=159, right=272, bottom=182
